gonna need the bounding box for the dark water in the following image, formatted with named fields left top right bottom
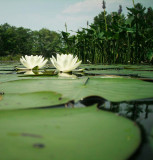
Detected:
left=79, top=96, right=153, bottom=160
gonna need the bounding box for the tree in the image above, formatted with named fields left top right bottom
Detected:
left=0, top=24, right=62, bottom=58
left=34, top=28, right=61, bottom=57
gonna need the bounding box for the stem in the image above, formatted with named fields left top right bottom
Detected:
left=65, top=22, right=67, bottom=32
left=104, top=9, right=108, bottom=32
left=135, top=16, right=139, bottom=63
left=127, top=32, right=130, bottom=63
left=132, top=0, right=135, bottom=8
left=103, top=9, right=108, bottom=63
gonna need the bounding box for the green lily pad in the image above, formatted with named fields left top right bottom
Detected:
left=81, top=64, right=153, bottom=70
left=124, top=65, right=153, bottom=70
left=0, top=74, right=36, bottom=83
left=0, top=63, right=19, bottom=68
left=0, top=78, right=153, bottom=110
left=85, top=69, right=153, bottom=79
left=81, top=64, right=124, bottom=69
left=82, top=64, right=153, bottom=79
left=0, top=106, right=141, bottom=160
left=0, top=91, right=69, bottom=110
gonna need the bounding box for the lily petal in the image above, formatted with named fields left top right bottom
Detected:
left=20, top=55, right=48, bottom=69
left=50, top=53, right=82, bottom=72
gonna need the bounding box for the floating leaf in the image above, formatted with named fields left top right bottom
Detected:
left=0, top=91, right=69, bottom=110
left=0, top=106, right=141, bottom=160
left=0, top=78, right=153, bottom=110
left=85, top=69, right=153, bottom=79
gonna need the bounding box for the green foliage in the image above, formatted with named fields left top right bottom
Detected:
left=0, top=24, right=33, bottom=57
left=32, top=29, right=61, bottom=57
left=0, top=24, right=62, bottom=59
left=0, top=2, right=153, bottom=64
left=0, top=54, right=22, bottom=61
left=146, top=50, right=153, bottom=64
left=60, top=3, right=153, bottom=64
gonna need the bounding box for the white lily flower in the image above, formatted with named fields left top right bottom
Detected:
left=50, top=54, right=82, bottom=72
left=20, top=55, right=48, bottom=69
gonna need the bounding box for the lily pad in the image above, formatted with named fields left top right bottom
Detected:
left=85, top=69, right=153, bottom=79
left=0, top=78, right=153, bottom=110
left=0, top=106, right=141, bottom=160
left=0, top=91, right=69, bottom=110
left=0, top=74, right=36, bottom=83
left=0, top=63, right=19, bottom=69
left=81, top=64, right=124, bottom=69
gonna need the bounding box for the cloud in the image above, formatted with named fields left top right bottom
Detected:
left=63, top=0, right=101, bottom=14
left=57, top=14, right=92, bottom=23
left=59, top=0, right=136, bottom=33
left=60, top=0, right=130, bottom=32
left=56, top=14, right=93, bottom=31
left=63, top=0, right=134, bottom=14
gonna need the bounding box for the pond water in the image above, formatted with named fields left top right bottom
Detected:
left=0, top=62, right=153, bottom=160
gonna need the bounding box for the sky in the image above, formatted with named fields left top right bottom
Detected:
left=0, top=0, right=152, bottom=33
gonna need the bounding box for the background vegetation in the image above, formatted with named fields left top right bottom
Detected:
left=61, top=2, right=153, bottom=64
left=0, top=24, right=62, bottom=61
left=0, top=1, right=153, bottom=64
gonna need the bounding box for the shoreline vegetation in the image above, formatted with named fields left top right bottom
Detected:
left=0, top=1, right=153, bottom=64
left=0, top=55, right=22, bottom=62
left=0, top=54, right=151, bottom=65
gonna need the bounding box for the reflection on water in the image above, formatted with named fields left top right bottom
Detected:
left=24, top=70, right=43, bottom=75
left=16, top=69, right=43, bottom=75
left=17, top=70, right=77, bottom=78
left=101, top=100, right=153, bottom=121
left=58, top=72, right=77, bottom=79
left=24, top=70, right=35, bottom=75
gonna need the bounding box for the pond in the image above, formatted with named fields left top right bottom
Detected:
left=0, top=62, right=153, bottom=160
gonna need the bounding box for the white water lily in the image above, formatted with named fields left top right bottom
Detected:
left=20, top=55, right=48, bottom=69
left=50, top=54, right=82, bottom=72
